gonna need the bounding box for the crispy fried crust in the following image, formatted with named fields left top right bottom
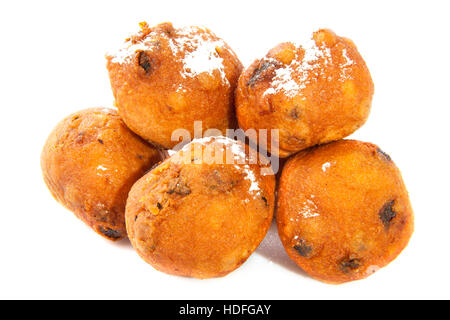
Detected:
left=277, top=140, right=414, bottom=283
left=106, top=22, right=243, bottom=149
left=236, top=29, right=374, bottom=157
left=125, top=137, right=275, bottom=278
left=41, top=108, right=161, bottom=240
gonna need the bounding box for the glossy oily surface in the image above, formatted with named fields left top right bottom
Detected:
left=277, top=140, right=414, bottom=283
left=107, top=22, right=243, bottom=149
left=41, top=108, right=161, bottom=240
left=236, top=29, right=374, bottom=157
left=125, top=136, right=275, bottom=278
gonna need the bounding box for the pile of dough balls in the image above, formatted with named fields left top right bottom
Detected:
left=41, top=22, right=413, bottom=283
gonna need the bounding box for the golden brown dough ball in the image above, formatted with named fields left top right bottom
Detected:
left=236, top=29, right=374, bottom=157
left=41, top=108, right=161, bottom=241
left=106, top=22, right=243, bottom=149
left=125, top=136, right=275, bottom=278
left=277, top=140, right=414, bottom=283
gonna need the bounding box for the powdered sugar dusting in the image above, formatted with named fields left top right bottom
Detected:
left=321, top=160, right=336, bottom=173
left=342, top=48, right=354, bottom=67
left=243, top=165, right=261, bottom=194
left=183, top=136, right=249, bottom=165
left=181, top=136, right=262, bottom=199
left=265, top=63, right=301, bottom=98
left=95, top=164, right=118, bottom=177
left=322, top=162, right=331, bottom=172
left=298, top=198, right=320, bottom=219
left=108, top=24, right=229, bottom=85
left=109, top=42, right=149, bottom=64
left=263, top=33, right=358, bottom=98
left=168, top=26, right=229, bottom=85
left=340, top=48, right=355, bottom=80
left=263, top=37, right=331, bottom=98
left=181, top=40, right=227, bottom=82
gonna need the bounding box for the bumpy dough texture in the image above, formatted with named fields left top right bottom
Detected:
left=125, top=137, right=275, bottom=278
left=41, top=108, right=161, bottom=241
left=236, top=29, right=374, bottom=157
left=106, top=22, right=243, bottom=149
left=277, top=140, right=414, bottom=283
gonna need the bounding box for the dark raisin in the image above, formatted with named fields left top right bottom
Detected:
left=261, top=196, right=268, bottom=207
left=340, top=257, right=362, bottom=273
left=138, top=51, right=152, bottom=73
left=75, top=132, right=86, bottom=144
left=99, top=227, right=122, bottom=239
left=379, top=200, right=396, bottom=228
left=247, top=60, right=277, bottom=87
left=293, top=239, right=313, bottom=258
left=97, top=139, right=104, bottom=144
left=377, top=148, right=392, bottom=162
left=289, top=108, right=300, bottom=120
left=167, top=180, right=191, bottom=196
left=93, top=208, right=110, bottom=223
left=207, top=170, right=238, bottom=193
left=137, top=154, right=143, bottom=160
left=157, top=202, right=163, bottom=210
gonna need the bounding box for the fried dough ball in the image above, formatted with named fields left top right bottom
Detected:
left=236, top=29, right=374, bottom=157
left=125, top=136, right=275, bottom=278
left=41, top=108, right=161, bottom=241
left=277, top=140, right=414, bottom=283
left=106, top=22, right=243, bottom=149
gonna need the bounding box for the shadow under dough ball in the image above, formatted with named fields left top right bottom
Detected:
left=125, top=136, right=275, bottom=278
left=236, top=29, right=374, bottom=157
left=106, top=22, right=243, bottom=149
left=41, top=108, right=161, bottom=241
left=277, top=140, right=414, bottom=283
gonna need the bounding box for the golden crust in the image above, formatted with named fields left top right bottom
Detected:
left=41, top=108, right=161, bottom=240
left=106, top=22, right=243, bottom=149
left=277, top=140, right=414, bottom=283
left=236, top=29, right=374, bottom=157
left=125, top=137, right=275, bottom=278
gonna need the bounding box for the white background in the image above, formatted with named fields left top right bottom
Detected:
left=1, top=0, right=449, bottom=299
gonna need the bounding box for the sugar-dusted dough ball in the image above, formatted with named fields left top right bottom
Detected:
left=125, top=136, right=275, bottom=278
left=236, top=29, right=374, bottom=157
left=277, top=140, right=414, bottom=283
left=106, top=22, right=243, bottom=149
left=41, top=108, right=161, bottom=240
